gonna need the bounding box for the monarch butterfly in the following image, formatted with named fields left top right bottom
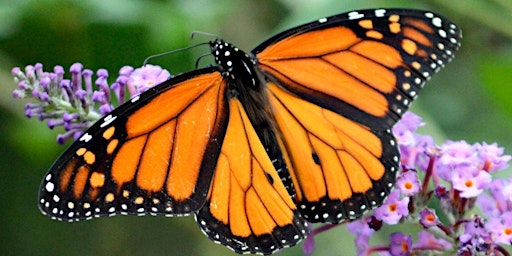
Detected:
left=38, top=8, right=461, bottom=254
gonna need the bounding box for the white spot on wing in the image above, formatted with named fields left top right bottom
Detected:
left=130, top=95, right=140, bottom=103
left=375, top=9, right=386, bottom=17
left=438, top=29, right=447, bottom=38
left=348, top=11, right=364, bottom=20
left=45, top=182, right=54, bottom=192
left=100, top=114, right=117, bottom=128
left=432, top=17, right=442, bottom=27
left=79, top=133, right=92, bottom=143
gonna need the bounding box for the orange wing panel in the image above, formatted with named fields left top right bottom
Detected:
left=136, top=120, right=176, bottom=192
left=73, top=165, right=90, bottom=199
left=59, top=158, right=76, bottom=192
left=125, top=73, right=223, bottom=138
left=196, top=99, right=308, bottom=254
left=208, top=154, right=231, bottom=224
left=350, top=41, right=403, bottom=68
left=166, top=78, right=226, bottom=201
left=260, top=58, right=388, bottom=118
left=258, top=27, right=360, bottom=59
left=267, top=82, right=395, bottom=222
left=111, top=135, right=147, bottom=188
left=323, top=51, right=396, bottom=93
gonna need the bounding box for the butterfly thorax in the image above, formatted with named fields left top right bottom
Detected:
left=210, top=39, right=260, bottom=90
left=210, top=39, right=296, bottom=198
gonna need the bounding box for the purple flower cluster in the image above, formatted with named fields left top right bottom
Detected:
left=12, top=63, right=170, bottom=144
left=304, top=112, right=512, bottom=255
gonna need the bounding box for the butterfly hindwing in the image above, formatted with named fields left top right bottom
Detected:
left=196, top=99, right=309, bottom=254
left=266, top=82, right=399, bottom=222
left=39, top=69, right=229, bottom=220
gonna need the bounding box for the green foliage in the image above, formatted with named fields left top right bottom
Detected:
left=480, top=55, right=512, bottom=116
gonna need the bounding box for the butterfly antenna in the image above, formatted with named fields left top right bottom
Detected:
left=195, top=53, right=214, bottom=69
left=190, top=31, right=221, bottom=40
left=143, top=42, right=209, bottom=66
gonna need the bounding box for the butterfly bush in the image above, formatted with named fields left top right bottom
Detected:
left=10, top=63, right=512, bottom=255
left=303, top=112, right=512, bottom=256
left=11, top=63, right=171, bottom=144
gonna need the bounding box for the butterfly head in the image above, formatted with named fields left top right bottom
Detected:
left=209, top=39, right=259, bottom=89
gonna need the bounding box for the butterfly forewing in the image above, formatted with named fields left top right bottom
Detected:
left=39, top=69, right=229, bottom=220
left=256, top=9, right=461, bottom=129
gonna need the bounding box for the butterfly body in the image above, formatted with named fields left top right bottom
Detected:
left=210, top=39, right=297, bottom=197
left=38, top=8, right=461, bottom=254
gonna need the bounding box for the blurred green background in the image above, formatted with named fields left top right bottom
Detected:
left=1, top=0, right=512, bottom=255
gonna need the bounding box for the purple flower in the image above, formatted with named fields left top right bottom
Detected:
left=392, top=112, right=435, bottom=169
left=419, top=208, right=438, bottom=228
left=440, top=140, right=478, bottom=166
left=302, top=235, right=315, bottom=255
left=437, top=140, right=479, bottom=181
left=451, top=167, right=492, bottom=198
left=413, top=231, right=452, bottom=251
left=476, top=193, right=500, bottom=217
left=394, top=112, right=423, bottom=132
left=502, top=181, right=512, bottom=202
left=392, top=112, right=422, bottom=147
left=411, top=134, right=436, bottom=170
left=459, top=216, right=493, bottom=253
left=373, top=190, right=409, bottom=225
left=388, top=232, right=412, bottom=256
left=346, top=218, right=376, bottom=236
left=475, top=142, right=511, bottom=172
left=346, top=218, right=376, bottom=255
left=127, top=64, right=171, bottom=95
left=396, top=170, right=420, bottom=196
left=476, top=178, right=512, bottom=217
left=487, top=212, right=512, bottom=245
left=12, top=63, right=170, bottom=144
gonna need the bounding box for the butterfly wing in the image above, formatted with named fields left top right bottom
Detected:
left=39, top=68, right=229, bottom=220
left=253, top=9, right=461, bottom=222
left=266, top=82, right=399, bottom=223
left=195, top=98, right=309, bottom=254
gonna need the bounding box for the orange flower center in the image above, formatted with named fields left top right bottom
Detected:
left=402, top=241, right=409, bottom=252
left=465, top=180, right=474, bottom=188
left=389, top=204, right=397, bottom=212
left=404, top=182, right=413, bottom=190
